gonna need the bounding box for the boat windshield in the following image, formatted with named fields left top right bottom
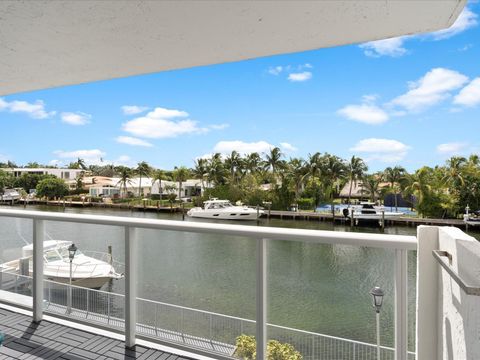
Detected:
left=208, top=201, right=233, bottom=209
left=58, top=247, right=83, bottom=260
left=44, top=250, right=62, bottom=262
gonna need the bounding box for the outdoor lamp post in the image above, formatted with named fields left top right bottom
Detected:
left=67, top=243, right=77, bottom=314
left=370, top=287, right=384, bottom=360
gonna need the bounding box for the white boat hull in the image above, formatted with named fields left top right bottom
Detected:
left=45, top=275, right=114, bottom=289
left=188, top=210, right=262, bottom=220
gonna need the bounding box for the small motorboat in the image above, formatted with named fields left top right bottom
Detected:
left=0, top=240, right=123, bottom=289
left=0, top=188, right=21, bottom=202
left=187, top=198, right=263, bottom=221
left=343, top=202, right=403, bottom=225
left=464, top=206, right=480, bottom=226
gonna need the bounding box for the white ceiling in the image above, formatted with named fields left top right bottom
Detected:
left=0, top=0, right=466, bottom=96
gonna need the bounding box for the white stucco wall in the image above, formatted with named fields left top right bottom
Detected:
left=416, top=226, right=480, bottom=360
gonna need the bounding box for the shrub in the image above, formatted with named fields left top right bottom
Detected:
left=297, top=198, right=315, bottom=210
left=36, top=178, right=69, bottom=200
left=234, top=335, right=302, bottom=360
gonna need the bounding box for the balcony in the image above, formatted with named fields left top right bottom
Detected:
left=0, top=208, right=422, bottom=359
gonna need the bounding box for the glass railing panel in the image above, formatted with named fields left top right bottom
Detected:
left=41, top=220, right=125, bottom=328
left=0, top=215, right=33, bottom=300
left=135, top=228, right=256, bottom=356
left=266, top=240, right=398, bottom=360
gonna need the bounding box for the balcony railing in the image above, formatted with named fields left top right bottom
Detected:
left=0, top=208, right=417, bottom=360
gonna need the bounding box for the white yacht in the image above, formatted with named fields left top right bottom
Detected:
left=464, top=206, right=480, bottom=226
left=187, top=199, right=263, bottom=221
left=343, top=202, right=404, bottom=225
left=0, top=189, right=21, bottom=202
left=0, top=240, right=123, bottom=289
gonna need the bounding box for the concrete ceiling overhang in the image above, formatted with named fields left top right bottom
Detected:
left=0, top=0, right=466, bottom=96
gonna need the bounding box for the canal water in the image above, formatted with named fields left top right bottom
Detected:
left=1, top=205, right=479, bottom=351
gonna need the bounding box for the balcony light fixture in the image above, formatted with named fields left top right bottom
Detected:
left=68, top=243, right=78, bottom=261
left=370, top=286, right=384, bottom=313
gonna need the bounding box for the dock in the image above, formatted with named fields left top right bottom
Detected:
left=263, top=210, right=468, bottom=228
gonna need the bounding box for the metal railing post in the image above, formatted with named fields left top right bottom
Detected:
left=256, top=238, right=267, bottom=360
left=33, top=219, right=45, bottom=322
left=86, top=289, right=90, bottom=317
left=395, top=249, right=408, bottom=360
left=125, top=226, right=137, bottom=348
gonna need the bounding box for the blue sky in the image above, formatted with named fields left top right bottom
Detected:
left=1, top=3, right=480, bottom=172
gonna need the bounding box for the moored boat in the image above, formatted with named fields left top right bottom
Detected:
left=343, top=202, right=404, bottom=225
left=464, top=206, right=480, bottom=226
left=0, top=240, right=123, bottom=289
left=187, top=198, right=263, bottom=220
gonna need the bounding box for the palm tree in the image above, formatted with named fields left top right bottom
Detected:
left=403, top=167, right=433, bottom=216
left=245, top=152, right=262, bottom=174
left=346, top=156, right=368, bottom=205
left=77, top=158, right=87, bottom=171
left=361, top=174, right=383, bottom=203
left=193, top=158, right=208, bottom=192
left=286, top=158, right=308, bottom=202
left=442, top=156, right=466, bottom=188
left=116, top=166, right=133, bottom=198
left=321, top=154, right=347, bottom=216
left=135, top=161, right=151, bottom=197
left=224, top=150, right=241, bottom=184
left=264, top=147, right=285, bottom=176
left=207, top=153, right=226, bottom=185
left=151, top=169, right=167, bottom=199
left=173, top=166, right=190, bottom=200
left=307, top=152, right=322, bottom=210
left=383, top=166, right=406, bottom=211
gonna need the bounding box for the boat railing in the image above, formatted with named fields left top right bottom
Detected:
left=0, top=208, right=417, bottom=360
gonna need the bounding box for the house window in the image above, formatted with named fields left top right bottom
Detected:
left=64, top=172, right=70, bottom=179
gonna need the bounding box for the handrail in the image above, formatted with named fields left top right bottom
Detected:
left=0, top=209, right=417, bottom=250
left=433, top=250, right=480, bottom=296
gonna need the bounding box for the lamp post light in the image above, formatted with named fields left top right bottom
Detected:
left=370, top=287, right=384, bottom=360
left=67, top=243, right=77, bottom=314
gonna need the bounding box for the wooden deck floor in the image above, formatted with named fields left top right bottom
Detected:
left=0, top=308, right=193, bottom=360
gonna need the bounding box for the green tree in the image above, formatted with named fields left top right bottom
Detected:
left=173, top=166, right=190, bottom=199
left=152, top=169, right=167, bottom=199
left=383, top=166, right=406, bottom=211
left=116, top=166, right=133, bottom=198
left=361, top=174, right=383, bottom=203
left=36, top=178, right=69, bottom=199
left=346, top=156, right=368, bottom=205
left=135, top=161, right=151, bottom=197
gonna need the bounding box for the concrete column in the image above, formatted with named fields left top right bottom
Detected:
left=416, top=226, right=439, bottom=359
left=125, top=226, right=137, bottom=348
left=33, top=219, right=45, bottom=322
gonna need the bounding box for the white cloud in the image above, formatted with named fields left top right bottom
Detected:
left=338, top=103, right=389, bottom=125
left=288, top=72, right=312, bottom=82
left=213, top=140, right=275, bottom=155
left=454, top=77, right=480, bottom=107
left=436, top=142, right=468, bottom=155
left=0, top=98, right=55, bottom=119
left=389, top=68, right=468, bottom=112
left=61, top=112, right=91, bottom=126
left=431, top=8, right=478, bottom=40
left=116, top=136, right=153, bottom=147
left=121, top=105, right=149, bottom=115
left=49, top=159, right=61, bottom=167
left=122, top=107, right=207, bottom=139
left=268, top=66, right=283, bottom=75
left=0, top=98, right=8, bottom=111
left=350, top=138, right=410, bottom=162
left=280, top=142, right=297, bottom=152
left=54, top=149, right=106, bottom=163
left=359, top=37, right=407, bottom=58
left=209, top=123, right=230, bottom=130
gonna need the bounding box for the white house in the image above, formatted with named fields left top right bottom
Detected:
left=6, top=168, right=85, bottom=180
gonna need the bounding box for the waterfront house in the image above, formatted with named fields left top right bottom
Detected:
left=0, top=2, right=473, bottom=360
left=6, top=167, right=85, bottom=181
